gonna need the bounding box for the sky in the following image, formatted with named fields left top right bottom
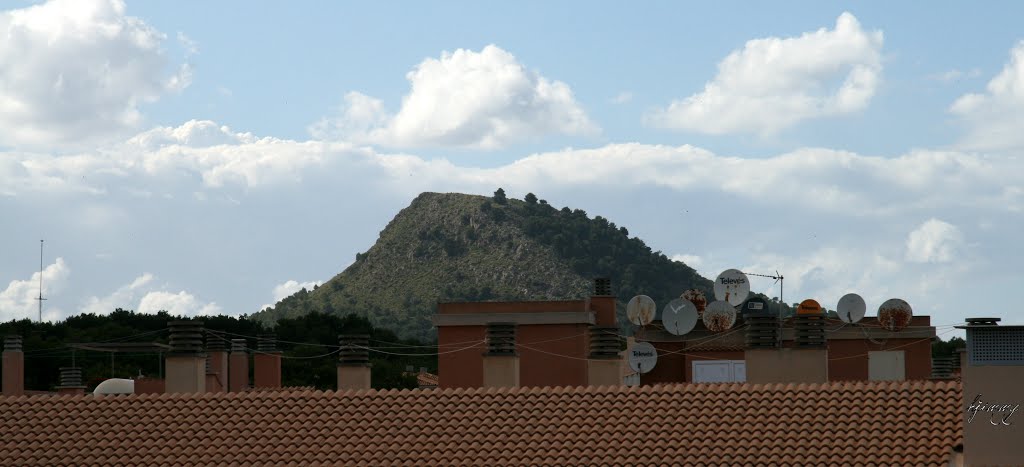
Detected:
left=2, top=1, right=1023, bottom=336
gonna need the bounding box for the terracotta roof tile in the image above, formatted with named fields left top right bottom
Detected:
left=0, top=380, right=960, bottom=465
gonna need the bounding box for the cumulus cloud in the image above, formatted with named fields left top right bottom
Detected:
left=81, top=273, right=154, bottom=315
left=950, top=41, right=1024, bottom=151
left=906, top=219, right=963, bottom=263
left=1, top=120, right=1019, bottom=327
left=310, top=44, right=598, bottom=149
left=0, top=258, right=70, bottom=322
left=3, top=121, right=1023, bottom=218
left=647, top=12, right=883, bottom=135
left=138, top=290, right=222, bottom=317
left=260, top=279, right=322, bottom=311
left=670, top=254, right=703, bottom=268
left=0, top=0, right=190, bottom=148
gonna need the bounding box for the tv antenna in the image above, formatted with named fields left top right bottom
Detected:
left=742, top=270, right=784, bottom=345
left=36, top=239, right=46, bottom=323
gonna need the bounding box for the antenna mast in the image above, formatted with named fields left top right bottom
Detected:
left=36, top=239, right=46, bottom=323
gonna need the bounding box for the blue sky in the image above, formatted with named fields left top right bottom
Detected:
left=2, top=0, right=1023, bottom=336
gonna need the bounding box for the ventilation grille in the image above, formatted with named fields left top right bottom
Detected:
left=588, top=326, right=622, bottom=358
left=485, top=323, right=517, bottom=356
left=338, top=334, right=370, bottom=365
left=257, top=334, right=277, bottom=352
left=793, top=315, right=826, bottom=348
left=168, top=321, right=204, bottom=355
left=3, top=335, right=22, bottom=352
left=746, top=315, right=779, bottom=349
left=58, top=367, right=83, bottom=387
left=969, top=327, right=1024, bottom=365
left=593, top=278, right=612, bottom=296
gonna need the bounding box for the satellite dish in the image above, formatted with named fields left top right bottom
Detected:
left=93, top=378, right=134, bottom=395
left=681, top=289, right=707, bottom=314
left=878, top=298, right=913, bottom=331
left=627, top=295, right=656, bottom=326
left=662, top=298, right=698, bottom=335
left=797, top=299, right=822, bottom=315
left=628, top=341, right=658, bottom=374
left=703, top=300, right=737, bottom=332
left=836, top=293, right=866, bottom=323
left=714, top=269, right=750, bottom=306
left=741, top=296, right=770, bottom=317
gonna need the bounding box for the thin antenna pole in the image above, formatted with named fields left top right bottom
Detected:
left=37, top=239, right=47, bottom=323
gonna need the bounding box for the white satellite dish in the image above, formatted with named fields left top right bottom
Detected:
left=714, top=269, right=750, bottom=306
left=626, top=295, right=656, bottom=326
left=703, top=300, right=737, bottom=332
left=628, top=341, right=658, bottom=374
left=93, top=378, right=134, bottom=395
left=662, top=298, right=698, bottom=336
left=878, top=298, right=913, bottom=331
left=836, top=293, right=867, bottom=323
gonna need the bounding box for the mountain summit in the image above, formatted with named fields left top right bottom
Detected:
left=251, top=191, right=712, bottom=340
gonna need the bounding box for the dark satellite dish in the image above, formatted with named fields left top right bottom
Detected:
left=741, top=296, right=771, bottom=317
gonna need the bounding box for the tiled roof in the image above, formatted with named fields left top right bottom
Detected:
left=0, top=380, right=961, bottom=466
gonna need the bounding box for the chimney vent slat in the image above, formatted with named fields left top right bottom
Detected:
left=3, top=335, right=22, bottom=352
left=338, top=334, right=370, bottom=364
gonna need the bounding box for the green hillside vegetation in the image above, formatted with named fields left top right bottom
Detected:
left=252, top=190, right=715, bottom=340
left=1, top=310, right=430, bottom=392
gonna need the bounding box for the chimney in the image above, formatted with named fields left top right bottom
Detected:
left=253, top=334, right=282, bottom=388
left=164, top=321, right=206, bottom=393
left=56, top=367, right=85, bottom=395
left=205, top=335, right=228, bottom=392
left=2, top=335, right=24, bottom=396
left=482, top=323, right=519, bottom=388
left=337, top=334, right=371, bottom=391
left=958, top=317, right=1024, bottom=465
left=586, top=325, right=623, bottom=386
left=590, top=278, right=616, bottom=326
left=228, top=339, right=250, bottom=392
left=745, top=309, right=828, bottom=384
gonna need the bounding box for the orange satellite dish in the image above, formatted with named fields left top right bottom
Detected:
left=797, top=299, right=822, bottom=315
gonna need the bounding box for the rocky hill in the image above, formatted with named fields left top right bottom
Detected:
left=250, top=190, right=713, bottom=340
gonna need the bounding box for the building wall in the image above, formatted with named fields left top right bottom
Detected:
left=826, top=338, right=931, bottom=381
left=642, top=341, right=685, bottom=384
left=133, top=377, right=165, bottom=394
left=439, top=323, right=590, bottom=388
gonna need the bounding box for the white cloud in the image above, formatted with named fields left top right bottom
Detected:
left=950, top=41, right=1024, bottom=151
left=260, top=279, right=322, bottom=311
left=610, top=91, right=633, bottom=104
left=647, top=12, right=883, bottom=135
left=81, top=272, right=153, bottom=315
left=670, top=254, right=703, bottom=268
left=930, top=68, right=981, bottom=83
left=137, top=290, right=222, bottom=317
left=310, top=44, right=598, bottom=149
left=906, top=219, right=963, bottom=263
left=0, top=0, right=190, bottom=148
left=0, top=119, right=1019, bottom=329
left=0, top=258, right=70, bottom=322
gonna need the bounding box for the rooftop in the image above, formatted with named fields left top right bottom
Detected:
left=0, top=380, right=961, bottom=465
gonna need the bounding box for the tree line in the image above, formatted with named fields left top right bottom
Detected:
left=1, top=309, right=434, bottom=392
